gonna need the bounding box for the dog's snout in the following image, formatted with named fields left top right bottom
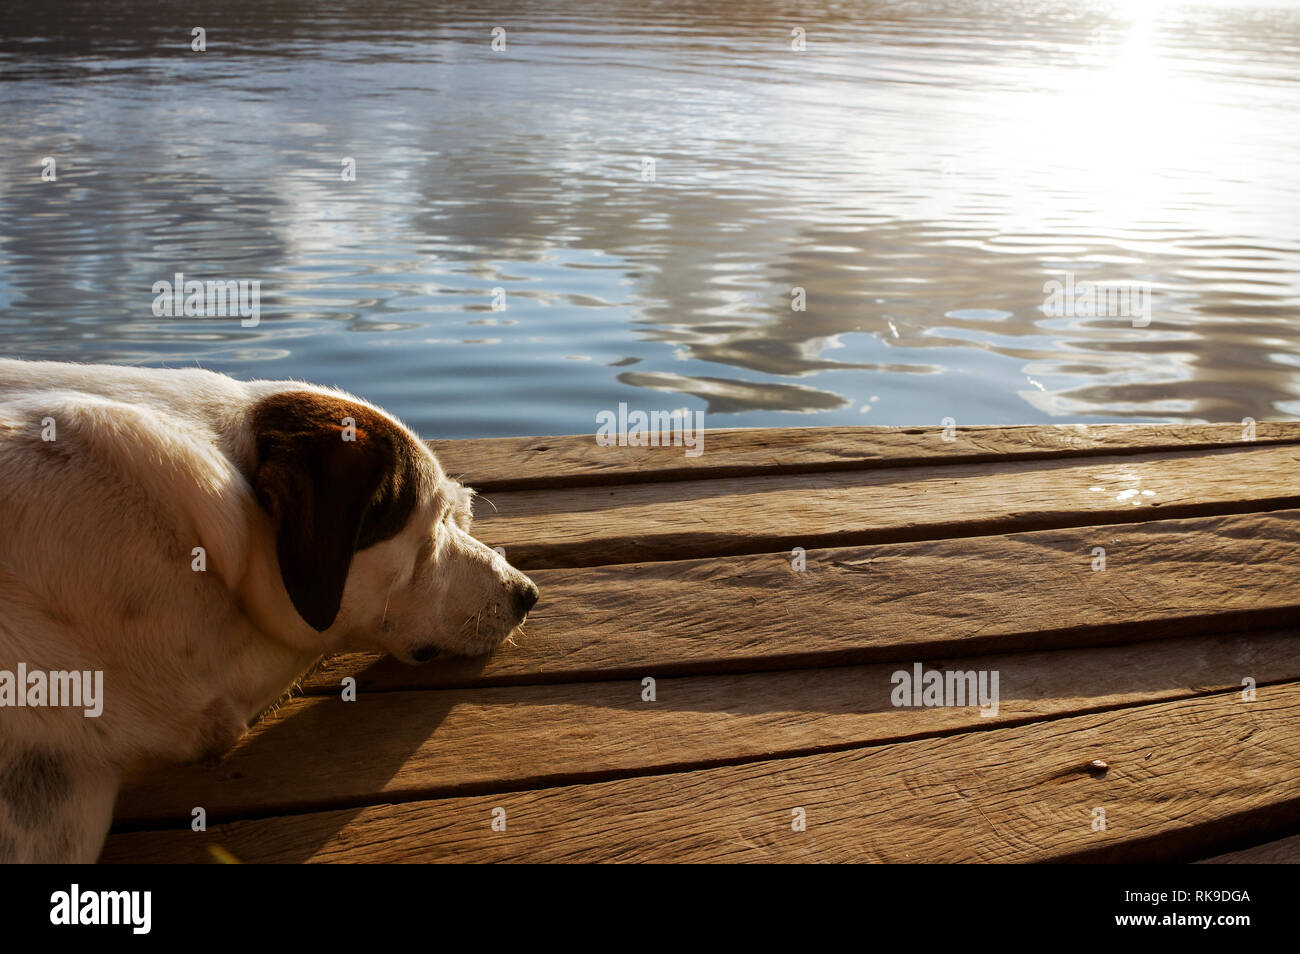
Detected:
left=514, top=579, right=539, bottom=616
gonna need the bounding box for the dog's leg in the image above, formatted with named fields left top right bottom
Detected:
left=0, top=745, right=120, bottom=863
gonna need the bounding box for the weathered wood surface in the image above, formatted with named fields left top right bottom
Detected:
left=470, top=445, right=1300, bottom=569
left=112, top=629, right=1300, bottom=827
left=103, top=679, right=1300, bottom=863
left=1197, top=833, right=1300, bottom=864
left=429, top=422, right=1300, bottom=491
left=102, top=423, right=1300, bottom=863
left=304, top=510, right=1300, bottom=692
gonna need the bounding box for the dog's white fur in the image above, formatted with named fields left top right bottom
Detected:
left=0, top=358, right=536, bottom=862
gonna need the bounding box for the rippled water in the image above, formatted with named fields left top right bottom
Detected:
left=1, top=0, right=1298, bottom=436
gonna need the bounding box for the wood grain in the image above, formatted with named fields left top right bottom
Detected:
left=304, top=509, right=1300, bottom=691
left=428, top=423, right=1300, bottom=491
left=112, top=629, right=1300, bottom=827
left=102, top=678, right=1300, bottom=863
left=1196, top=833, right=1300, bottom=863
left=468, top=444, right=1300, bottom=569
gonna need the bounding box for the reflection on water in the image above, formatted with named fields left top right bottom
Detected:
left=1, top=0, right=1298, bottom=436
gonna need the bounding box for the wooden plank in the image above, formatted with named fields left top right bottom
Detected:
left=304, top=509, right=1300, bottom=691
left=1196, top=833, right=1300, bottom=863
left=469, top=444, right=1300, bottom=569
left=429, top=423, right=1300, bottom=491
left=101, top=678, right=1300, bottom=863
left=113, top=629, right=1300, bottom=827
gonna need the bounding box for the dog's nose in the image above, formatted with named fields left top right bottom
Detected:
left=514, top=579, right=539, bottom=616
left=410, top=645, right=440, bottom=663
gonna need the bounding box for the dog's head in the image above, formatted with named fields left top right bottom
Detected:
left=244, top=390, right=536, bottom=663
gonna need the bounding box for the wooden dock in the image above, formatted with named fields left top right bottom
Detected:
left=101, top=423, right=1300, bottom=863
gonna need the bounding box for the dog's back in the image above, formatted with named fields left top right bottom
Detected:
left=0, top=360, right=261, bottom=861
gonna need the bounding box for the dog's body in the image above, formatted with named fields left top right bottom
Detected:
left=0, top=359, right=537, bottom=862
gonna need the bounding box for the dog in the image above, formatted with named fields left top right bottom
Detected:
left=0, top=358, right=538, bottom=862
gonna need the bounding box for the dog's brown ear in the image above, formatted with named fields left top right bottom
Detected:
left=249, top=392, right=420, bottom=632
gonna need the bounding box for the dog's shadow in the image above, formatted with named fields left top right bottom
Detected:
left=102, top=625, right=1263, bottom=864
left=104, top=649, right=836, bottom=864
left=102, top=652, right=492, bottom=864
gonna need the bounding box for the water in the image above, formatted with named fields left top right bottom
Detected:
left=1, top=0, right=1298, bottom=437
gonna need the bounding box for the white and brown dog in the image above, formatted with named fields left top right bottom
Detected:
left=0, top=358, right=537, bottom=862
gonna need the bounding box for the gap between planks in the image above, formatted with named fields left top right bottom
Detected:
left=467, top=444, right=1300, bottom=569
left=111, top=627, right=1300, bottom=830
left=304, top=508, right=1300, bottom=693
left=103, top=676, right=1300, bottom=863
left=429, top=422, right=1300, bottom=492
